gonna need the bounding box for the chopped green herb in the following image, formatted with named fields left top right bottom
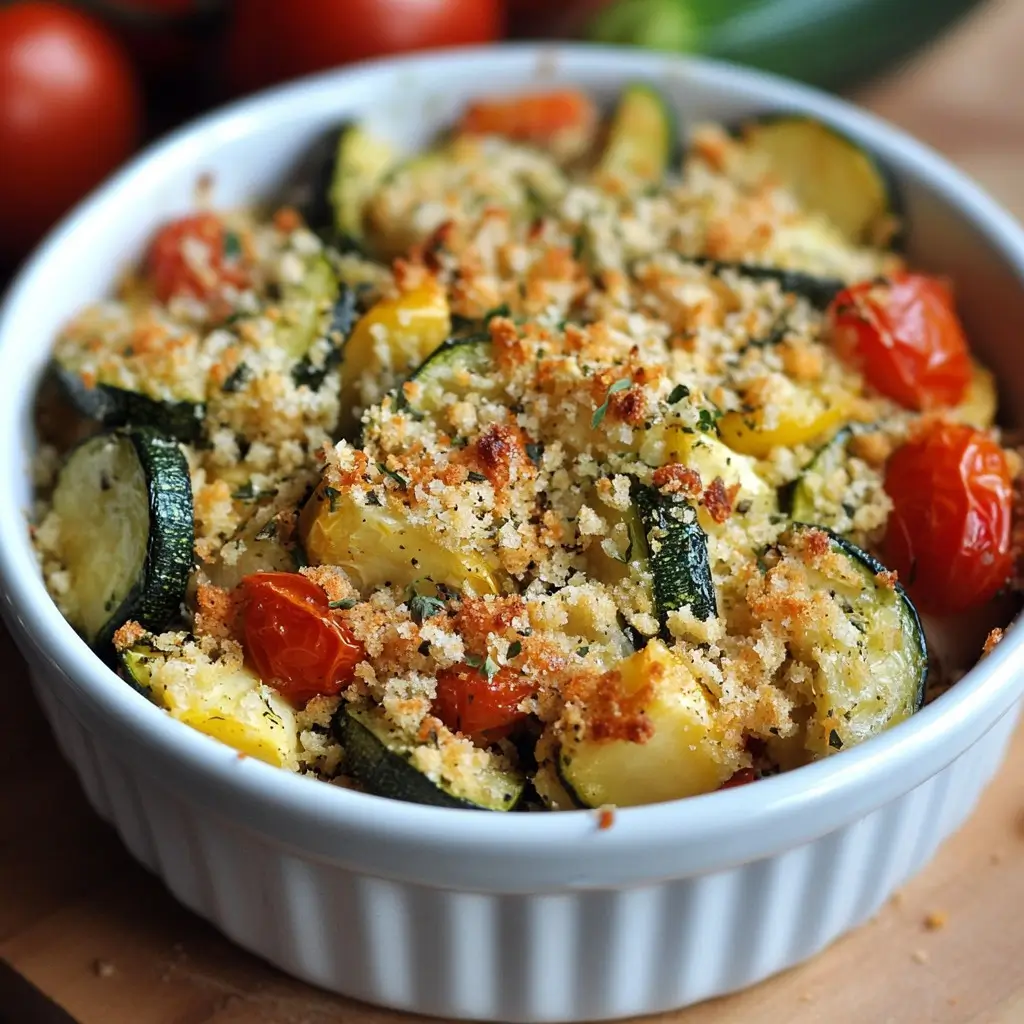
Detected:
left=576, top=646, right=590, bottom=657
left=365, top=490, right=382, bottom=506
left=828, top=729, right=844, bottom=750
left=231, top=481, right=256, bottom=501
left=591, top=377, right=632, bottom=429
left=377, top=462, right=408, bottom=490
left=667, top=383, right=690, bottom=404
left=507, top=640, right=522, bottom=659
left=697, top=407, right=721, bottom=434
left=323, top=485, right=341, bottom=513
left=418, top=640, right=432, bottom=656
left=524, top=442, right=543, bottom=465
left=468, top=470, right=487, bottom=483
left=466, top=652, right=499, bottom=680
left=222, top=361, right=250, bottom=393
left=255, top=520, right=277, bottom=541
left=409, top=592, right=446, bottom=623
left=329, top=598, right=358, bottom=610
left=223, top=231, right=242, bottom=259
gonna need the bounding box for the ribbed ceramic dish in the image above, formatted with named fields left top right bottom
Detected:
left=2, top=46, right=1023, bottom=1024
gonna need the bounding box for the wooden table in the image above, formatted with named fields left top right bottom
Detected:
left=5, top=3, right=1024, bottom=1021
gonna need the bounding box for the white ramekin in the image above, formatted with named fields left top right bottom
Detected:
left=1, top=46, right=1022, bottom=1023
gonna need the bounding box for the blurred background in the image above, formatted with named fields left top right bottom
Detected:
left=0, top=0, right=990, bottom=276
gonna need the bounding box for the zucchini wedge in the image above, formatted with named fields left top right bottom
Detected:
left=308, top=123, right=397, bottom=246
left=50, top=429, right=193, bottom=650
left=335, top=702, right=524, bottom=810
left=781, top=525, right=927, bottom=757
left=632, top=480, right=717, bottom=623
left=402, top=336, right=497, bottom=418
left=119, top=639, right=299, bottom=768
left=300, top=482, right=504, bottom=598
left=597, top=83, right=676, bottom=186
left=735, top=116, right=895, bottom=245
left=274, top=252, right=339, bottom=361
left=557, top=640, right=743, bottom=807
left=290, top=283, right=362, bottom=391
left=790, top=425, right=856, bottom=526
left=51, top=360, right=205, bottom=444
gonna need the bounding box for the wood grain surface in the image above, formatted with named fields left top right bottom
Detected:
left=5, top=2, right=1024, bottom=1021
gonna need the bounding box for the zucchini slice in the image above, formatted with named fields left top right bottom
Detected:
left=335, top=702, right=524, bottom=810
left=735, top=116, right=894, bottom=245
left=402, top=337, right=497, bottom=418
left=790, top=425, right=856, bottom=526
left=290, top=283, right=362, bottom=391
left=308, top=123, right=397, bottom=246
left=50, top=429, right=193, bottom=650
left=119, top=639, right=299, bottom=768
left=597, top=83, right=676, bottom=185
left=51, top=360, right=205, bottom=444
left=558, top=640, right=743, bottom=807
left=782, top=525, right=927, bottom=757
left=698, top=258, right=845, bottom=309
left=274, top=252, right=339, bottom=361
left=632, top=480, right=717, bottom=623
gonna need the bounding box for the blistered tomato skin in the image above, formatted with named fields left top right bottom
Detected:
left=884, top=422, right=1014, bottom=616
left=433, top=663, right=534, bottom=740
left=240, top=572, right=363, bottom=705
left=829, top=273, right=971, bottom=411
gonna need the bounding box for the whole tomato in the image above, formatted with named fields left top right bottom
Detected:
left=240, top=572, right=364, bottom=705
left=884, top=421, right=1014, bottom=616
left=828, top=273, right=971, bottom=411
left=0, top=2, right=141, bottom=263
left=226, top=0, right=503, bottom=96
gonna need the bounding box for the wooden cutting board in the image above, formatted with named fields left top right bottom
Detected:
left=5, top=2, right=1024, bottom=1021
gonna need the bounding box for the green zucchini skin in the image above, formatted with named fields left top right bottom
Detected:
left=631, top=479, right=717, bottom=624
left=598, top=82, right=678, bottom=184
left=334, top=702, right=524, bottom=811
left=51, top=361, right=205, bottom=444
left=291, top=284, right=362, bottom=391
left=789, top=425, right=853, bottom=525
left=52, top=428, right=194, bottom=653
left=696, top=258, right=845, bottom=309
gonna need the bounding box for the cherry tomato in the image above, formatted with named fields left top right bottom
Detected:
left=0, top=2, right=141, bottom=263
left=458, top=89, right=597, bottom=145
left=828, top=273, right=971, bottom=411
left=884, top=422, right=1014, bottom=616
left=240, top=572, right=364, bottom=705
left=225, top=0, right=502, bottom=96
left=147, top=213, right=250, bottom=305
left=433, top=663, right=534, bottom=739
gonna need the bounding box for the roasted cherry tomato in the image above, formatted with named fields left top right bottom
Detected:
left=0, top=2, right=141, bottom=262
left=226, top=0, right=502, bottom=96
left=240, top=572, right=363, bottom=705
left=147, top=213, right=250, bottom=305
left=828, top=273, right=971, bottom=411
left=433, top=663, right=534, bottom=739
left=720, top=767, right=757, bottom=790
left=457, top=89, right=596, bottom=145
left=884, top=422, right=1014, bottom=616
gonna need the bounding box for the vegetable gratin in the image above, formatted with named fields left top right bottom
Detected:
left=32, top=85, right=1019, bottom=811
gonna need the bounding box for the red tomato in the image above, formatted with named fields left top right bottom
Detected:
left=721, top=768, right=757, bottom=790
left=147, top=213, right=250, bottom=305
left=433, top=663, right=534, bottom=739
left=828, top=273, right=971, bottom=411
left=884, top=422, right=1014, bottom=616
left=458, top=89, right=597, bottom=145
left=225, top=0, right=502, bottom=96
left=240, top=572, right=364, bottom=705
left=0, top=2, right=141, bottom=262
